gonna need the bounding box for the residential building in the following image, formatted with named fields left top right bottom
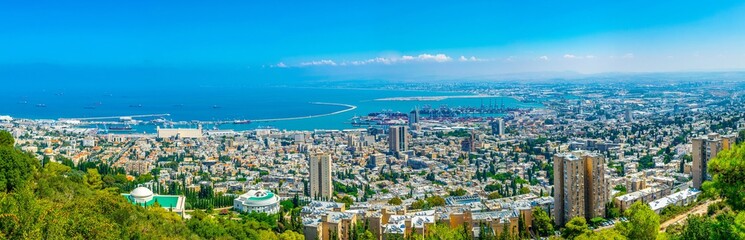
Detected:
left=691, top=133, right=737, bottom=189
left=553, top=151, right=608, bottom=226
left=388, top=126, right=408, bottom=154
left=310, top=153, right=333, bottom=200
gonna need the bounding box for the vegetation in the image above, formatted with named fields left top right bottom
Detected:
left=664, top=142, right=745, bottom=239
left=449, top=188, right=467, bottom=196
left=617, top=201, right=659, bottom=240
left=562, top=216, right=590, bottom=239
left=532, top=207, right=554, bottom=237
left=487, top=191, right=502, bottom=200
left=637, top=155, right=655, bottom=170
left=388, top=197, right=403, bottom=205
left=436, top=129, right=472, bottom=138
left=0, top=130, right=304, bottom=239
left=575, top=229, right=626, bottom=240
left=184, top=185, right=235, bottom=210
left=333, top=181, right=359, bottom=197
left=703, top=142, right=745, bottom=211
left=0, top=140, right=37, bottom=193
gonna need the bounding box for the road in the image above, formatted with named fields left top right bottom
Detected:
left=591, top=199, right=718, bottom=233
left=109, top=138, right=138, bottom=163
left=659, top=199, right=719, bottom=232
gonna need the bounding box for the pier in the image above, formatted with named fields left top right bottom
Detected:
left=251, top=102, right=356, bottom=122
left=60, top=114, right=171, bottom=121
left=60, top=102, right=356, bottom=127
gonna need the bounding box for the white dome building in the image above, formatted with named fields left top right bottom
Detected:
left=130, top=187, right=154, bottom=204
left=233, top=189, right=280, bottom=214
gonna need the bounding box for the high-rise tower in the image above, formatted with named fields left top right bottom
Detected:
left=309, top=153, right=333, bottom=200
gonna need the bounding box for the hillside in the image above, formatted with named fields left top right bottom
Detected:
left=0, top=131, right=302, bottom=239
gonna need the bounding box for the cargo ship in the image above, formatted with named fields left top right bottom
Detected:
left=107, top=125, right=133, bottom=131
left=233, top=120, right=251, bottom=124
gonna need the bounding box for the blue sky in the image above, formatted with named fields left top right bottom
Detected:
left=1, top=1, right=744, bottom=79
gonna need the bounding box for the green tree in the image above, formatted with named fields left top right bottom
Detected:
left=450, top=188, right=467, bottom=196
left=617, top=201, right=659, bottom=240
left=705, top=142, right=745, bottom=211
left=563, top=216, right=590, bottom=239
left=278, top=230, right=304, bottom=240
left=488, top=191, right=502, bottom=200
left=337, top=195, right=354, bottom=208
left=532, top=207, right=554, bottom=237
left=410, top=199, right=426, bottom=210
left=426, top=196, right=446, bottom=207
left=388, top=197, right=403, bottom=205
left=84, top=168, right=103, bottom=190
left=676, top=215, right=710, bottom=240
left=0, top=131, right=13, bottom=147
left=358, top=230, right=376, bottom=240
left=575, top=228, right=627, bottom=240
left=426, top=223, right=462, bottom=240
left=0, top=142, right=38, bottom=193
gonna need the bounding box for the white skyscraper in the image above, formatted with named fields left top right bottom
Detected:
left=491, top=118, right=505, bottom=137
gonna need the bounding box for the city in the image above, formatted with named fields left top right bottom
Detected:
left=1, top=1, right=745, bottom=240
left=2, top=77, right=745, bottom=239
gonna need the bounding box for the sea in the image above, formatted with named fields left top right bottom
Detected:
left=0, top=86, right=541, bottom=132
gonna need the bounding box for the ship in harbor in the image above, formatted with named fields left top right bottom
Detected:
left=107, top=124, right=133, bottom=131
left=233, top=120, right=251, bottom=124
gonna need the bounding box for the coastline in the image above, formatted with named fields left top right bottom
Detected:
left=374, top=95, right=518, bottom=102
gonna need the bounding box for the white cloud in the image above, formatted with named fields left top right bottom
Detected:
left=350, top=57, right=395, bottom=65
left=273, top=62, right=288, bottom=68
left=300, top=59, right=337, bottom=66
left=295, top=53, right=461, bottom=67
left=416, top=53, right=452, bottom=62
left=622, top=53, right=634, bottom=59
left=539, top=56, right=549, bottom=61
left=564, top=54, right=596, bottom=60
left=459, top=56, right=484, bottom=62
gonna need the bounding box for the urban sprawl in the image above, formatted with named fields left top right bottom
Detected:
left=2, top=79, right=744, bottom=240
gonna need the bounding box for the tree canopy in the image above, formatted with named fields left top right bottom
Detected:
left=532, top=207, right=554, bottom=237
left=617, top=201, right=659, bottom=240
left=0, top=135, right=304, bottom=239
left=563, top=216, right=590, bottom=239
left=704, top=142, right=745, bottom=211
left=0, top=137, right=38, bottom=193
left=0, top=131, right=13, bottom=147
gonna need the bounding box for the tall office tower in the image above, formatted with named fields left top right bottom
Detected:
left=491, top=118, right=505, bottom=137
left=624, top=108, right=634, bottom=122
left=309, top=153, right=333, bottom=200
left=409, top=107, right=419, bottom=126
left=692, top=133, right=737, bottom=189
left=388, top=126, right=408, bottom=154
left=461, top=131, right=478, bottom=152
left=553, top=151, right=608, bottom=226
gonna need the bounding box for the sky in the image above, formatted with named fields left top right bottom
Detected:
left=1, top=1, right=745, bottom=81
